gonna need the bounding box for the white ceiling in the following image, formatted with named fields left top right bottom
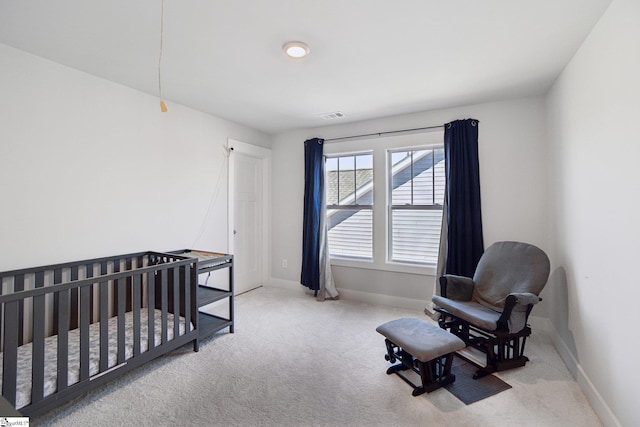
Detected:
left=0, top=1, right=611, bottom=134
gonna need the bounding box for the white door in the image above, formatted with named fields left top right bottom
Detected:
left=228, top=140, right=270, bottom=295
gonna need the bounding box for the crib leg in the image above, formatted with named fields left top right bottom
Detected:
left=193, top=339, right=200, bottom=352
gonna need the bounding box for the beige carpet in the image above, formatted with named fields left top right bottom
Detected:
left=32, top=286, right=602, bottom=426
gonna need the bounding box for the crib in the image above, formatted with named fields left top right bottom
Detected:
left=0, top=251, right=199, bottom=416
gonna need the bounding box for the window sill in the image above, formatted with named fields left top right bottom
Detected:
left=329, top=257, right=436, bottom=276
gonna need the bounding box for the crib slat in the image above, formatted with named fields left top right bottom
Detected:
left=85, top=263, right=95, bottom=323
left=34, top=271, right=44, bottom=288
left=79, top=283, right=91, bottom=382
left=112, top=259, right=120, bottom=318
left=133, top=274, right=141, bottom=356
left=147, top=270, right=155, bottom=350
left=99, top=262, right=109, bottom=372
left=137, top=255, right=145, bottom=294
left=173, top=267, right=180, bottom=339
left=161, top=269, right=168, bottom=344
left=2, top=301, right=19, bottom=406
left=56, top=289, right=70, bottom=391
left=53, top=269, right=62, bottom=335
left=30, top=271, right=46, bottom=403
left=117, top=276, right=126, bottom=364
left=114, top=258, right=125, bottom=364
left=31, top=293, right=46, bottom=403
left=184, top=265, right=192, bottom=333
left=125, top=258, right=133, bottom=312
left=69, top=288, right=79, bottom=331
left=13, top=274, right=25, bottom=346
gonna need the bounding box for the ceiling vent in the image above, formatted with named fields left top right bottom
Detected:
left=320, top=111, right=345, bottom=120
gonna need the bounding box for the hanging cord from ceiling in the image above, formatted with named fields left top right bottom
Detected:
left=191, top=146, right=232, bottom=247
left=158, top=0, right=168, bottom=112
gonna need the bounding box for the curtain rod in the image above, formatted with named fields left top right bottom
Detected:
left=324, top=124, right=444, bottom=143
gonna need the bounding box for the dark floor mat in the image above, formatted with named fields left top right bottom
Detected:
left=444, top=357, right=512, bottom=404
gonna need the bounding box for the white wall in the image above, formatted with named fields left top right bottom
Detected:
left=546, top=1, right=640, bottom=425
left=0, top=43, right=270, bottom=271
left=271, top=96, right=549, bottom=311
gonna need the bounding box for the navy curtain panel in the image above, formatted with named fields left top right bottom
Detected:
left=444, top=119, right=484, bottom=277
left=301, top=138, right=324, bottom=291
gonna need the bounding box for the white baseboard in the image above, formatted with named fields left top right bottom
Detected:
left=336, top=288, right=428, bottom=312
left=265, top=278, right=428, bottom=311
left=528, top=315, right=550, bottom=335
left=544, top=320, right=621, bottom=427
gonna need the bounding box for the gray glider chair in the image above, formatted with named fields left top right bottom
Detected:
left=432, top=241, right=550, bottom=378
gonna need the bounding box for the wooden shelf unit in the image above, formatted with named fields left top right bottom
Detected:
left=170, top=249, right=234, bottom=347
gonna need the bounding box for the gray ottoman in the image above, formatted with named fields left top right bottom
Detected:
left=376, top=317, right=466, bottom=396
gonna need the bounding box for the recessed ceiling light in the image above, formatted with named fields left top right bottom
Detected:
left=283, top=41, right=309, bottom=59
left=320, top=112, right=345, bottom=120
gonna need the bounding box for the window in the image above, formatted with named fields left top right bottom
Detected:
left=388, top=148, right=445, bottom=264
left=325, top=153, right=373, bottom=259
left=323, top=130, right=444, bottom=272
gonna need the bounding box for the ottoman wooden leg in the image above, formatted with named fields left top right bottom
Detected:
left=418, top=353, right=457, bottom=394
left=377, top=318, right=466, bottom=396
left=383, top=340, right=457, bottom=396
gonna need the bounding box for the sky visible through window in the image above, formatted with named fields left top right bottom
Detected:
left=325, top=154, right=373, bottom=172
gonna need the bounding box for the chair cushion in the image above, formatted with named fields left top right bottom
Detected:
left=376, top=317, right=465, bottom=362
left=431, top=296, right=501, bottom=331
left=472, top=241, right=550, bottom=313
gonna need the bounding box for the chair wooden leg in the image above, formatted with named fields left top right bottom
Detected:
left=436, top=309, right=536, bottom=376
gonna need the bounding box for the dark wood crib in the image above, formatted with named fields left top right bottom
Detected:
left=0, top=251, right=199, bottom=416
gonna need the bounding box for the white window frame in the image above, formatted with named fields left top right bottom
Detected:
left=386, top=146, right=445, bottom=266
left=323, top=129, right=444, bottom=276
left=325, top=151, right=374, bottom=260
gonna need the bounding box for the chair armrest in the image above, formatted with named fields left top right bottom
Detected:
left=510, top=292, right=542, bottom=306
left=496, top=293, right=542, bottom=331
left=439, top=274, right=474, bottom=301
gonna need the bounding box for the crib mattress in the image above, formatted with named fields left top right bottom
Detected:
left=0, top=309, right=189, bottom=409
